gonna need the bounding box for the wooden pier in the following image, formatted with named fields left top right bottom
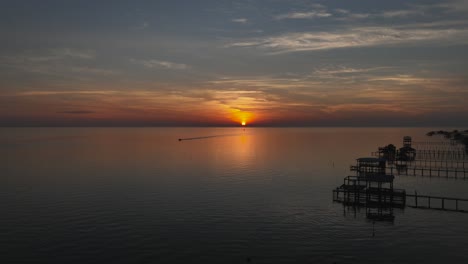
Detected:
left=415, top=149, right=468, bottom=160
left=334, top=189, right=468, bottom=213
left=397, top=159, right=468, bottom=169
left=334, top=135, right=468, bottom=221
left=369, top=136, right=468, bottom=179
left=406, top=193, right=468, bottom=212
left=333, top=158, right=407, bottom=221
left=387, top=165, right=468, bottom=179
left=372, top=149, right=468, bottom=161
left=333, top=185, right=406, bottom=208
left=412, top=140, right=460, bottom=147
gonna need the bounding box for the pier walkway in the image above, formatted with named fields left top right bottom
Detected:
left=387, top=166, right=468, bottom=179
left=406, top=193, right=468, bottom=212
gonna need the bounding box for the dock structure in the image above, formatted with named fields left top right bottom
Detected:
left=414, top=149, right=467, bottom=160
left=373, top=148, right=468, bottom=161
left=334, top=134, right=468, bottom=221
left=399, top=136, right=416, bottom=161
left=412, top=140, right=460, bottom=148
left=412, top=140, right=466, bottom=152
left=373, top=136, right=468, bottom=161
left=333, top=157, right=406, bottom=221
left=371, top=136, right=468, bottom=179
left=374, top=137, right=416, bottom=163
left=406, top=193, right=468, bottom=212
left=397, top=159, right=468, bottom=169
left=388, top=165, right=468, bottom=179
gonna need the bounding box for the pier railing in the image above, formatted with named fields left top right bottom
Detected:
left=397, top=159, right=468, bottom=169
left=387, top=166, right=468, bottom=179
left=372, top=150, right=468, bottom=161
left=334, top=136, right=468, bottom=221
left=406, top=194, right=468, bottom=212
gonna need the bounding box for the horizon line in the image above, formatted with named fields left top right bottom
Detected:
left=1, top=125, right=466, bottom=128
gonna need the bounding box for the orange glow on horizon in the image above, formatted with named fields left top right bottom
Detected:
left=230, top=110, right=253, bottom=126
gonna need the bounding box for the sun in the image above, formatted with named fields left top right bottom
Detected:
left=229, top=109, right=253, bottom=126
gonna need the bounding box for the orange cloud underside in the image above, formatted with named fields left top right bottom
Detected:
left=2, top=85, right=463, bottom=126
left=1, top=91, right=260, bottom=125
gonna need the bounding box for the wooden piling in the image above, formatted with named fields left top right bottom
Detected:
left=415, top=192, right=418, bottom=208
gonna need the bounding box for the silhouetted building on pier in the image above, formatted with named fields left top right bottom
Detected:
left=334, top=157, right=406, bottom=221
left=397, top=136, right=416, bottom=161
left=334, top=133, right=468, bottom=222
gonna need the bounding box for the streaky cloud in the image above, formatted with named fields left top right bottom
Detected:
left=13, top=91, right=119, bottom=96
left=275, top=11, right=332, bottom=20
left=51, top=48, right=95, bottom=60
left=228, top=25, right=468, bottom=53
left=232, top=18, right=248, bottom=23
left=130, top=58, right=190, bottom=70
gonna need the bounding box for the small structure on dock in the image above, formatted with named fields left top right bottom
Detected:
left=375, top=136, right=416, bottom=162
left=334, top=157, right=406, bottom=221
left=397, top=136, right=416, bottom=161
left=351, top=157, right=387, bottom=176
left=377, top=144, right=396, bottom=162
left=334, top=133, right=468, bottom=223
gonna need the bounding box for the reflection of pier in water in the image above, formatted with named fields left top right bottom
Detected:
left=333, top=134, right=468, bottom=222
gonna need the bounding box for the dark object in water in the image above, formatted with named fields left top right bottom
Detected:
left=178, top=134, right=242, bottom=141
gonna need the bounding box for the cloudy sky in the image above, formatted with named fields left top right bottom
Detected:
left=1, top=0, right=468, bottom=126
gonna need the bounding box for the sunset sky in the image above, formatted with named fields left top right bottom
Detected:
left=1, top=0, right=468, bottom=126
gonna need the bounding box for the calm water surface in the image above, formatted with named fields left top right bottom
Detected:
left=1, top=127, right=468, bottom=263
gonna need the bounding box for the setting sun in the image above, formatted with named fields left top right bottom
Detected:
left=230, top=109, right=253, bottom=126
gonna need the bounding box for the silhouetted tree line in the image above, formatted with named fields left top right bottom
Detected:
left=381, top=144, right=396, bottom=161
left=427, top=129, right=468, bottom=153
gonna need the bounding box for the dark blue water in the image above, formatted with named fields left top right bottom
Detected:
left=1, top=127, right=468, bottom=263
